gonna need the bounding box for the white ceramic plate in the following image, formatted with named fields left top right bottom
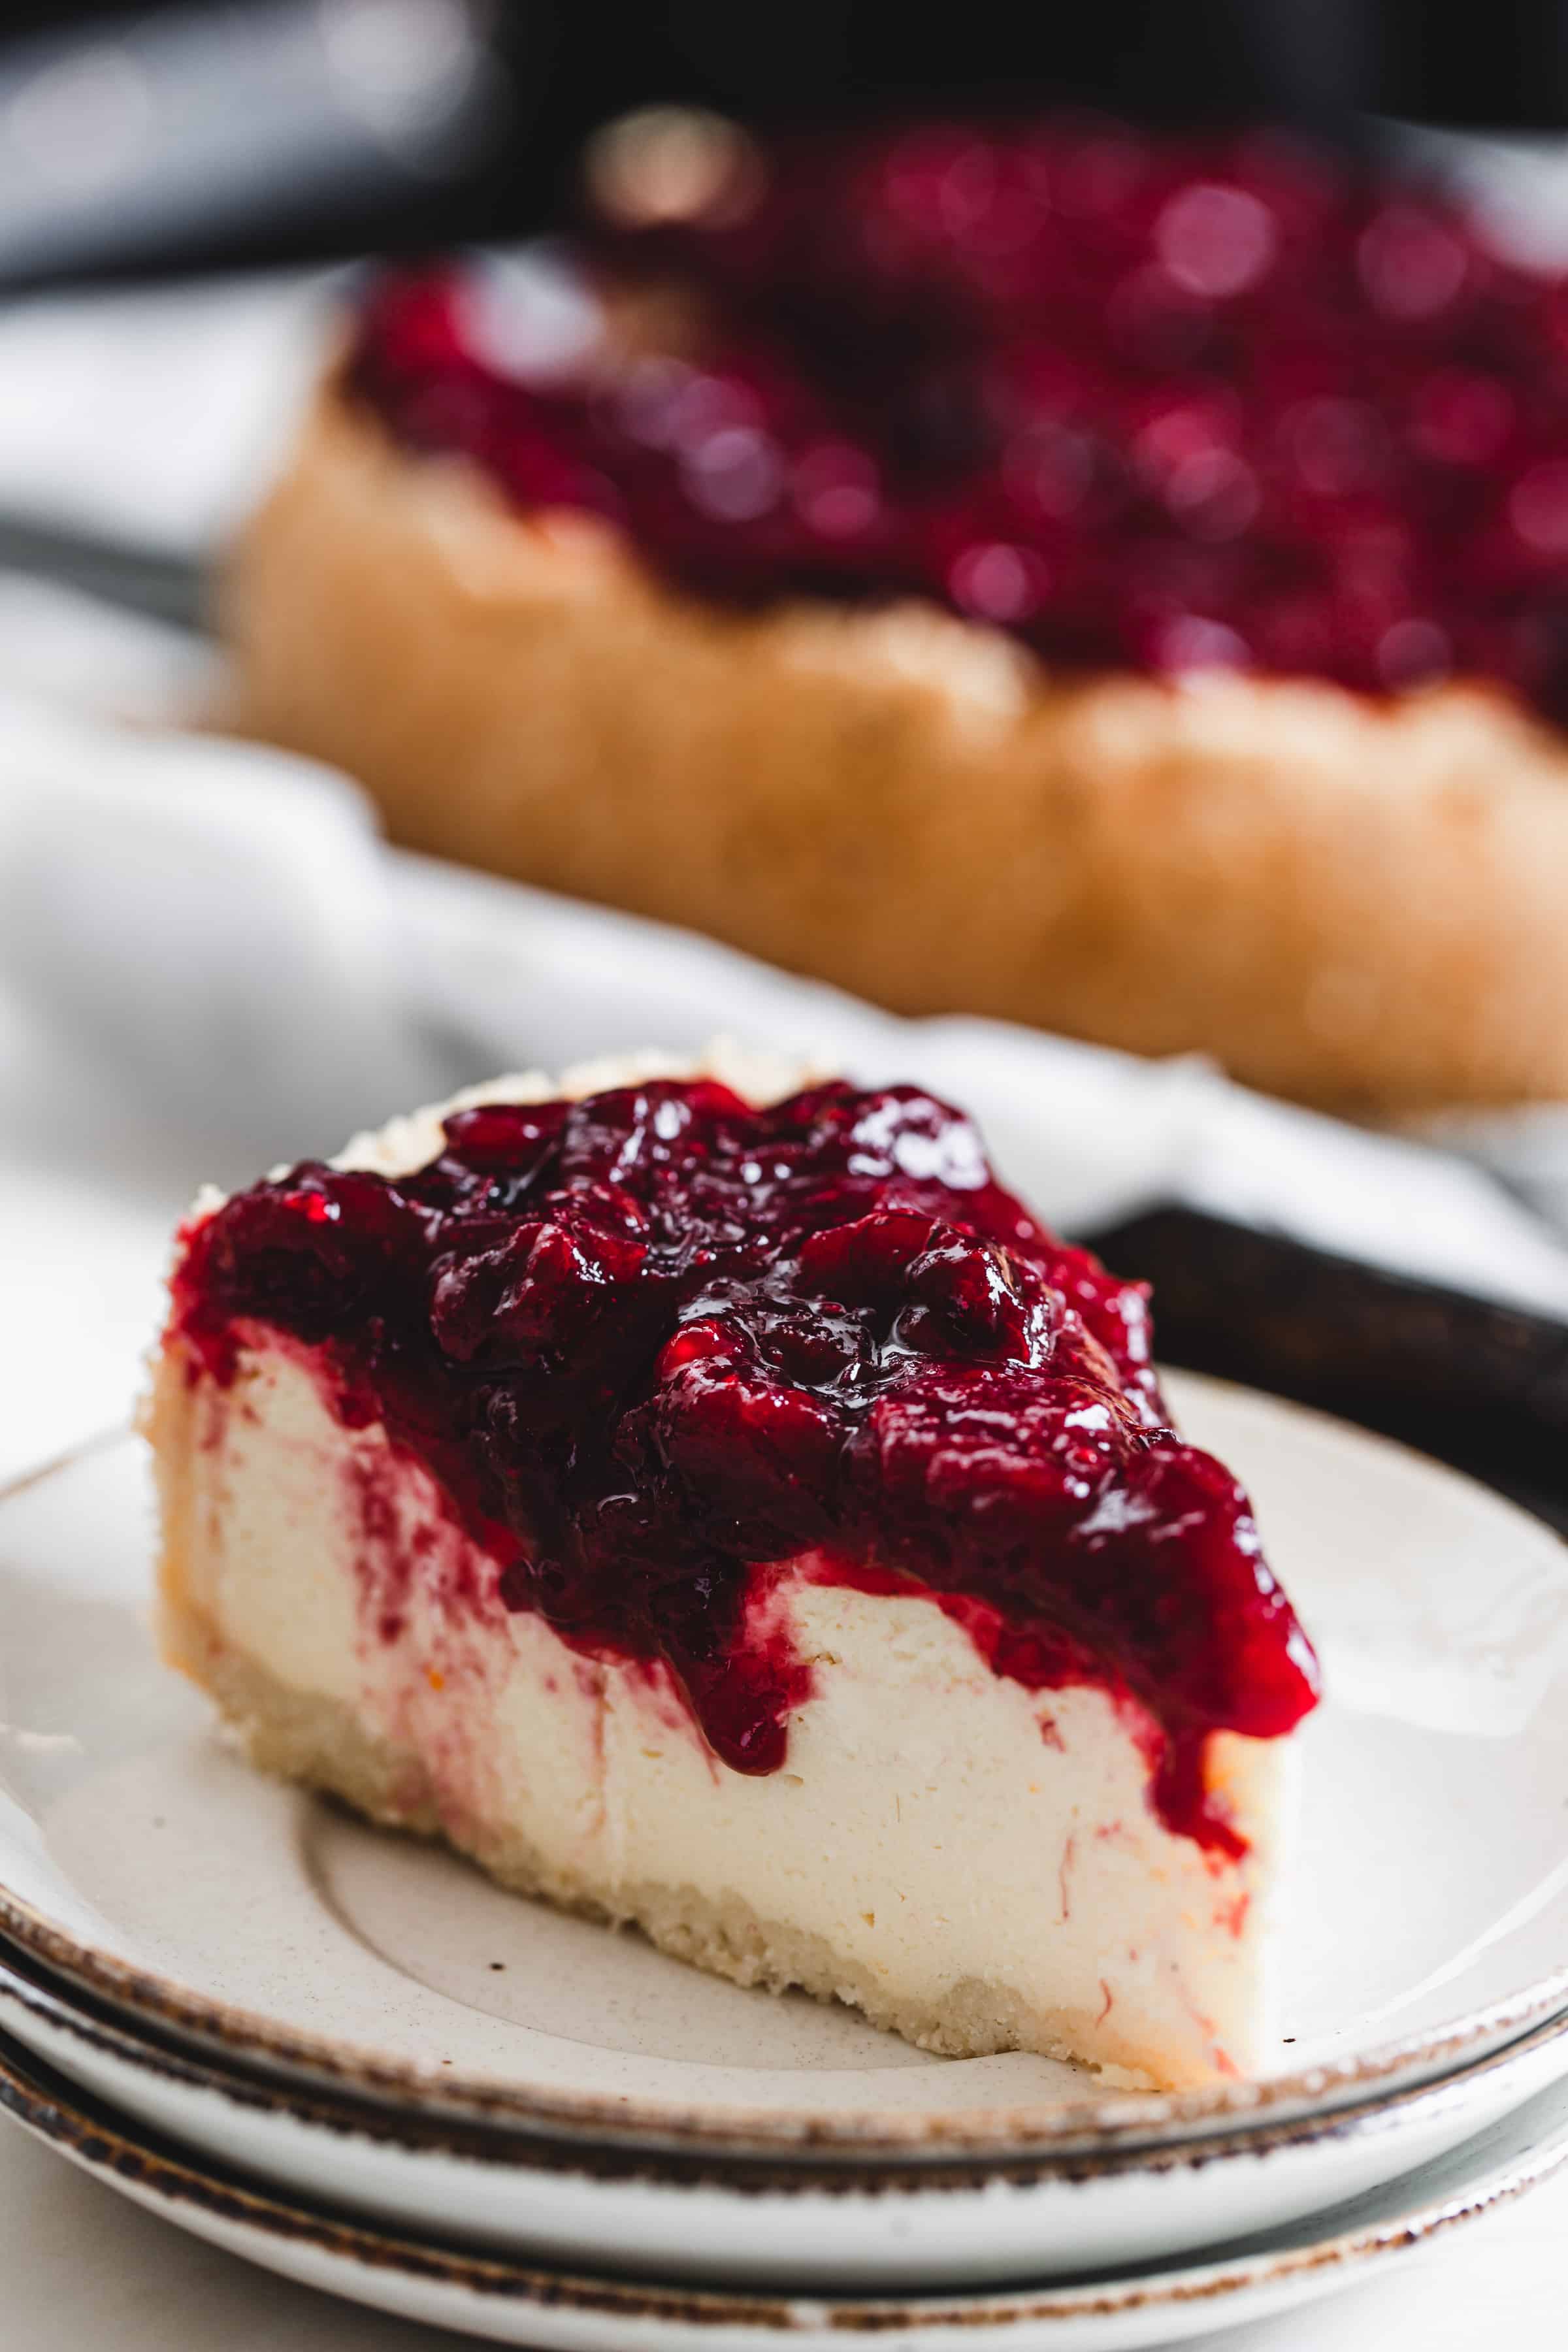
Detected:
left=5, top=2023, right=1568, bottom=2351
left=3, top=1925, right=1567, bottom=2287
left=2, top=1376, right=1568, bottom=2161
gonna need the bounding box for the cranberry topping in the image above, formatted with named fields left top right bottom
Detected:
left=172, top=1081, right=1317, bottom=1849
left=347, top=118, right=1568, bottom=724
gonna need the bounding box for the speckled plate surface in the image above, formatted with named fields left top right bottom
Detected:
left=4, top=1921, right=1568, bottom=2286
left=5, top=2022, right=1568, bottom=2350
left=1, top=1377, right=1567, bottom=2164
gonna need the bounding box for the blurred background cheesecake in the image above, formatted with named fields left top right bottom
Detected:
left=9, top=2, right=1568, bottom=1109
left=222, top=106, right=1568, bottom=1112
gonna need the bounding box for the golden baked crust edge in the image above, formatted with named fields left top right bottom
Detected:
left=221, top=380, right=1568, bottom=1111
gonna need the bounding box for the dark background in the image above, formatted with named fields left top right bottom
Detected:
left=8, top=0, right=1568, bottom=288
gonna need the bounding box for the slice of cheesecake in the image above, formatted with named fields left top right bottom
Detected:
left=146, top=1051, right=1318, bottom=2090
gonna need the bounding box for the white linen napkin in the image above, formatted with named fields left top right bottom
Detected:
left=0, top=267, right=337, bottom=557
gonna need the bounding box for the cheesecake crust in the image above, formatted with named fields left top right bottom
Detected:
left=160, top=1601, right=1171, bottom=2087
left=223, top=381, right=1568, bottom=1112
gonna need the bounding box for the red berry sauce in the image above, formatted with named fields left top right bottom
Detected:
left=171, top=1080, right=1318, bottom=1852
left=344, top=118, right=1568, bottom=724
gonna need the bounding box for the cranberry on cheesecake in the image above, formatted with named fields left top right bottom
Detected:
left=227, top=116, right=1568, bottom=1111
left=146, top=1054, right=1318, bottom=2090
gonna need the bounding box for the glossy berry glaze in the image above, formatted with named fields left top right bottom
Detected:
left=171, top=1079, right=1318, bottom=1852
left=345, top=118, right=1568, bottom=721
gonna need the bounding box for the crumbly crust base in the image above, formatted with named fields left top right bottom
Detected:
left=165, top=1599, right=1155, bottom=2084
left=222, top=380, right=1568, bottom=1112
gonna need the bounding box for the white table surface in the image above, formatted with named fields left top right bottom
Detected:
left=0, top=2099, right=1563, bottom=2350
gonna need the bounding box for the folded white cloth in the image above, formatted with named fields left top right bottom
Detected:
left=0, top=267, right=336, bottom=555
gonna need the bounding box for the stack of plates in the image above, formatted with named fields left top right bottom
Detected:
left=3, top=1374, right=1568, bottom=2348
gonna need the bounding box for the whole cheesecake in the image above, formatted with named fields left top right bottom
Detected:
left=224, top=116, right=1568, bottom=1112
left=146, top=1050, right=1319, bottom=2090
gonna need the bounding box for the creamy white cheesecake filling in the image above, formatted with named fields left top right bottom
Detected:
left=155, top=1335, right=1294, bottom=2090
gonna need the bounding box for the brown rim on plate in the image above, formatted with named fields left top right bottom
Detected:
left=2, top=2021, right=1567, bottom=2330
left=6, top=1428, right=1568, bottom=2159
left=3, top=1919, right=1567, bottom=2196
